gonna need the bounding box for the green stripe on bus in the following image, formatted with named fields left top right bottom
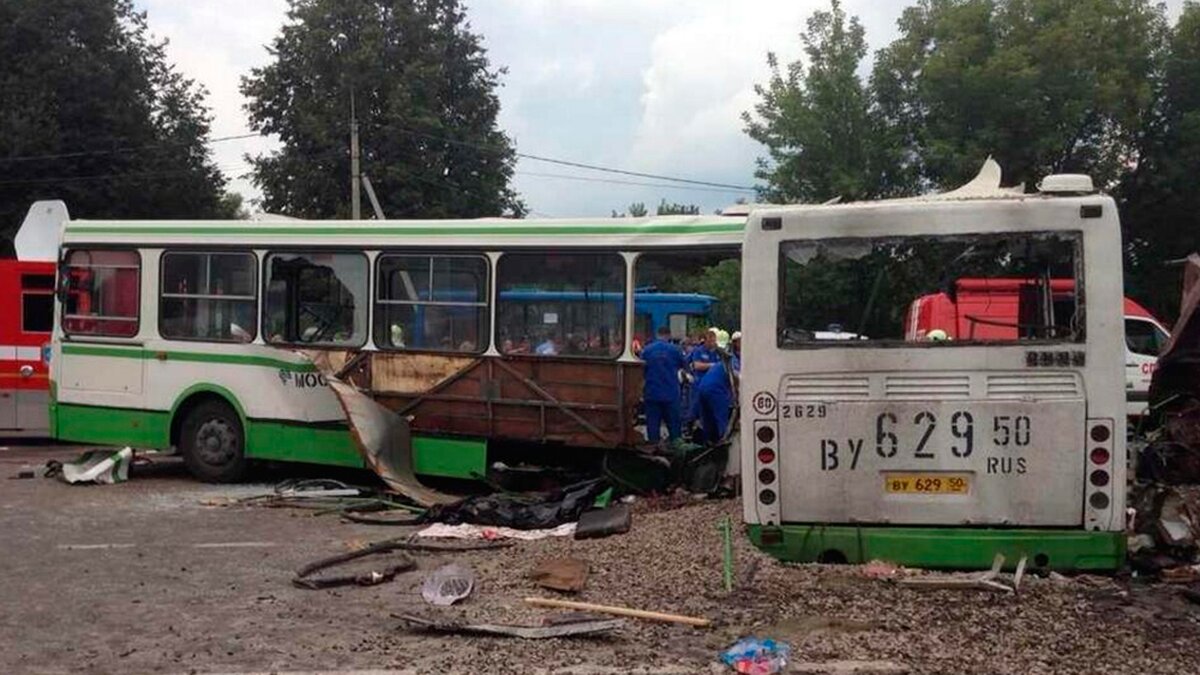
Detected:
left=64, top=222, right=744, bottom=237
left=61, top=344, right=317, bottom=371
left=747, top=523, right=1125, bottom=571
left=52, top=401, right=485, bottom=479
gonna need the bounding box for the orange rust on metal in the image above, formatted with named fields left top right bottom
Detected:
left=289, top=346, right=646, bottom=450
left=376, top=355, right=643, bottom=448
left=372, top=353, right=479, bottom=395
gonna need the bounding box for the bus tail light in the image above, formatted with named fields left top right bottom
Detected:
left=753, top=419, right=781, bottom=526
left=1085, top=418, right=1117, bottom=530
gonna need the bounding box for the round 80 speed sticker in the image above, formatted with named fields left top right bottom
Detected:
left=751, top=391, right=777, bottom=416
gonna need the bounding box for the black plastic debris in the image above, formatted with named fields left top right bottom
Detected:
left=421, top=478, right=607, bottom=530
left=574, top=504, right=632, bottom=540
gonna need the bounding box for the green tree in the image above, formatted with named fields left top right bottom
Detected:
left=873, top=0, right=1166, bottom=191
left=662, top=259, right=742, bottom=330
left=242, top=0, right=523, bottom=219
left=0, top=0, right=227, bottom=250
left=743, top=0, right=907, bottom=203
left=1120, top=2, right=1200, bottom=320
left=656, top=199, right=699, bottom=215
left=216, top=192, right=251, bottom=219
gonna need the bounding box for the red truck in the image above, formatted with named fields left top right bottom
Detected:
left=906, top=278, right=1169, bottom=417
left=1, top=202, right=64, bottom=436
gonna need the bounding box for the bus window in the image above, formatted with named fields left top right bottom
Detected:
left=160, top=252, right=257, bottom=343
left=634, top=250, right=740, bottom=334
left=496, top=252, right=625, bottom=358
left=1126, top=317, right=1168, bottom=357
left=62, top=250, right=140, bottom=338
left=21, top=274, right=54, bottom=333
left=778, top=232, right=1083, bottom=347
left=263, top=252, right=368, bottom=347
left=374, top=254, right=488, bottom=353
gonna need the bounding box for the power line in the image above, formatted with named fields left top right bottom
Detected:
left=0, top=132, right=262, bottom=164
left=392, top=126, right=758, bottom=192
left=2, top=124, right=759, bottom=194
left=0, top=162, right=252, bottom=187
left=515, top=169, right=755, bottom=195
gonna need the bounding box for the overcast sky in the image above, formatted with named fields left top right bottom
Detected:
left=136, top=0, right=1187, bottom=218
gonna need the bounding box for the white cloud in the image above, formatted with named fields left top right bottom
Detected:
left=139, top=0, right=289, bottom=202
left=134, top=0, right=1190, bottom=216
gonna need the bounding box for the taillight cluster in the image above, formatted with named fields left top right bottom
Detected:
left=1085, top=420, right=1114, bottom=521
left=754, top=420, right=780, bottom=523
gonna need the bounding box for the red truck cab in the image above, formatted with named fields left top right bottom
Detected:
left=907, top=278, right=1168, bottom=417
left=0, top=259, right=54, bottom=435
left=1, top=201, right=67, bottom=436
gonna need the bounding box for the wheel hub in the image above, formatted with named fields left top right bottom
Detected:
left=195, top=419, right=237, bottom=465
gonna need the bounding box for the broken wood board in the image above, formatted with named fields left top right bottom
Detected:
left=395, top=613, right=624, bottom=639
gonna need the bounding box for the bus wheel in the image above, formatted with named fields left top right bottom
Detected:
left=180, top=400, right=247, bottom=483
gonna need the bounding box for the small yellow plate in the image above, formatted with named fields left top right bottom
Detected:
left=884, top=473, right=970, bottom=495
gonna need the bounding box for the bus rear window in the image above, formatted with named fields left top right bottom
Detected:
left=778, top=232, right=1083, bottom=347
left=62, top=250, right=141, bottom=338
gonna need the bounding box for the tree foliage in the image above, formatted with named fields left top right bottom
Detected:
left=743, top=0, right=907, bottom=203
left=0, top=0, right=228, bottom=250
left=656, top=199, right=699, bottom=215
left=747, top=0, right=1197, bottom=321
left=873, top=0, right=1165, bottom=191
left=242, top=0, right=523, bottom=219
left=1120, top=2, right=1200, bottom=320
left=612, top=202, right=648, bottom=218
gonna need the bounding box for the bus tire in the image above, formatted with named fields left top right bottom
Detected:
left=180, top=400, right=247, bottom=483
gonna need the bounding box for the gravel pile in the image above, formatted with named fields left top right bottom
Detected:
left=356, top=498, right=1200, bottom=674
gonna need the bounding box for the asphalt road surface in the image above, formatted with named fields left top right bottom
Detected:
left=3, top=441, right=1200, bottom=675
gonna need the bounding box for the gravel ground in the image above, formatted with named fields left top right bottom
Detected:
left=375, top=498, right=1200, bottom=674
left=3, top=443, right=1200, bottom=674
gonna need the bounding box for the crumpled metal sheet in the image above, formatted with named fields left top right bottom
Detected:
left=325, top=378, right=456, bottom=508
left=1151, top=254, right=1200, bottom=409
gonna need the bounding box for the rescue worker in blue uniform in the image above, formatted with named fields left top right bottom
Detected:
left=641, top=325, right=686, bottom=444
left=686, top=328, right=720, bottom=426
left=698, top=354, right=735, bottom=444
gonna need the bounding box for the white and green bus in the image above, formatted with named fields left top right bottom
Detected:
left=48, top=211, right=742, bottom=481
left=739, top=170, right=1127, bottom=571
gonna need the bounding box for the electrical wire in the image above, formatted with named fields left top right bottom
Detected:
left=391, top=126, right=757, bottom=191
left=0, top=132, right=262, bottom=164
left=514, top=169, right=754, bottom=195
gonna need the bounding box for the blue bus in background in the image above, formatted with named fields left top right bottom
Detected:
left=498, top=287, right=716, bottom=343
left=383, top=287, right=718, bottom=352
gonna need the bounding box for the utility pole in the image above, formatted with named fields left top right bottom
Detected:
left=350, top=89, right=361, bottom=220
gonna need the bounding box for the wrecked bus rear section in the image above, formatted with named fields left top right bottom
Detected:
left=740, top=166, right=1127, bottom=571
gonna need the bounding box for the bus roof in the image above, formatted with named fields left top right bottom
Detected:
left=60, top=214, right=747, bottom=249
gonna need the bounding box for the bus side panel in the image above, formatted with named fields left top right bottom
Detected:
left=141, top=343, right=357, bottom=466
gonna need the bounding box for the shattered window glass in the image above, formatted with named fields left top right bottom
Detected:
left=778, top=232, right=1084, bottom=347
left=264, top=252, right=368, bottom=347
left=160, top=252, right=257, bottom=343
left=375, top=255, right=489, bottom=353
